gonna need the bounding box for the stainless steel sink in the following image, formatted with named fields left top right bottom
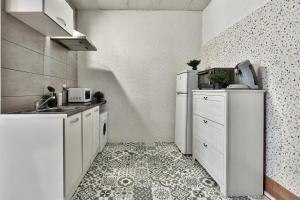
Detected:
left=30, top=106, right=82, bottom=113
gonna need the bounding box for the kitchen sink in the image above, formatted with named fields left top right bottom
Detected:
left=31, top=106, right=82, bottom=113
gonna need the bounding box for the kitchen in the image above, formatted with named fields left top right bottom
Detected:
left=0, top=0, right=299, bottom=200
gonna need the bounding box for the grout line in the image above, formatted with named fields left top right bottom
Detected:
left=1, top=38, right=72, bottom=65
left=1, top=38, right=44, bottom=55
left=1, top=67, right=44, bottom=76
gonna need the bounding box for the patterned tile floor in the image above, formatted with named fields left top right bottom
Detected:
left=72, top=143, right=269, bottom=200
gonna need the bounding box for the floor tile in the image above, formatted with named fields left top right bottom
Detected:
left=72, top=143, right=268, bottom=200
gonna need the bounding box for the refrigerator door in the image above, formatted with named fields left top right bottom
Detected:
left=176, top=72, right=188, bottom=93
left=175, top=93, right=188, bottom=154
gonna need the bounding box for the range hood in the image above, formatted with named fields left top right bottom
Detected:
left=51, top=30, right=97, bottom=51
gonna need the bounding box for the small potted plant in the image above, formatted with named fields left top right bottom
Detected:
left=187, top=59, right=201, bottom=70
left=208, top=71, right=229, bottom=89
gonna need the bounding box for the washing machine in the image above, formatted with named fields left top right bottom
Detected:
left=99, top=112, right=108, bottom=152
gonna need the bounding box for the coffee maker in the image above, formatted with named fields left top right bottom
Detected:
left=227, top=60, right=259, bottom=89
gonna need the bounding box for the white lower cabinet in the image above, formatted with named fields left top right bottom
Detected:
left=82, top=108, right=94, bottom=172
left=64, top=106, right=100, bottom=200
left=92, top=107, right=100, bottom=156
left=64, top=113, right=82, bottom=197
left=193, top=90, right=264, bottom=196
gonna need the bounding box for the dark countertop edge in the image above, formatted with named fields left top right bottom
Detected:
left=66, top=100, right=107, bottom=117
left=6, top=100, right=107, bottom=117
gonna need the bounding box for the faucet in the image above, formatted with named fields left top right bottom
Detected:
left=35, top=96, right=56, bottom=111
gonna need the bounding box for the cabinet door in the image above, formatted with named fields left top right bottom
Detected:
left=92, top=106, right=100, bottom=156
left=175, top=93, right=187, bottom=153
left=44, top=0, right=74, bottom=35
left=176, top=73, right=188, bottom=93
left=64, top=113, right=82, bottom=196
left=82, top=109, right=93, bottom=171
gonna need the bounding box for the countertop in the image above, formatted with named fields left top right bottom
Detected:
left=62, top=100, right=107, bottom=116
left=5, top=100, right=107, bottom=117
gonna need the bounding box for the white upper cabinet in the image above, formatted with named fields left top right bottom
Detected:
left=6, top=0, right=74, bottom=36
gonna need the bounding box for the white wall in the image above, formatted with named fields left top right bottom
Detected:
left=77, top=11, right=202, bottom=143
left=202, top=0, right=269, bottom=44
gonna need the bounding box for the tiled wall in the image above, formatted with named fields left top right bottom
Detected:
left=1, top=11, right=78, bottom=113
left=200, top=0, right=300, bottom=196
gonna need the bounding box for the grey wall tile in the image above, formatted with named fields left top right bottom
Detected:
left=1, top=11, right=78, bottom=113
left=44, top=76, right=66, bottom=94
left=1, top=68, right=44, bottom=96
left=44, top=56, right=67, bottom=79
left=2, top=39, right=44, bottom=74
left=1, top=11, right=45, bottom=54
left=1, top=96, right=41, bottom=113
left=67, top=51, right=78, bottom=68
left=44, top=37, right=68, bottom=63
left=67, top=65, right=77, bottom=80
left=67, top=80, right=78, bottom=88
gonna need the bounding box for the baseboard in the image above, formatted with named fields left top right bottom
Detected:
left=264, top=176, right=299, bottom=200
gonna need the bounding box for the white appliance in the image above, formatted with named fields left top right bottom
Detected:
left=99, top=112, right=108, bottom=152
left=68, top=88, right=92, bottom=103
left=175, top=70, right=198, bottom=154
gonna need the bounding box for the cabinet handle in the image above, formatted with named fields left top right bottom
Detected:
left=94, top=109, right=99, bottom=113
left=70, top=118, right=79, bottom=124
left=203, top=96, right=208, bottom=100
left=203, top=120, right=208, bottom=124
left=56, top=17, right=67, bottom=26
left=85, top=113, right=92, bottom=117
left=203, top=143, right=208, bottom=148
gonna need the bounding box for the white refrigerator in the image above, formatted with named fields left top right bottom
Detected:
left=175, top=70, right=198, bottom=154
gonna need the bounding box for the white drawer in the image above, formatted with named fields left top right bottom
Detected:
left=193, top=94, right=225, bottom=125
left=195, top=136, right=224, bottom=186
left=194, top=115, right=225, bottom=154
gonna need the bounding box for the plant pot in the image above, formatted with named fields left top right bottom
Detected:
left=213, top=83, right=222, bottom=89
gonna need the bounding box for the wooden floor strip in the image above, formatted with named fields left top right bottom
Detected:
left=264, top=176, right=299, bottom=200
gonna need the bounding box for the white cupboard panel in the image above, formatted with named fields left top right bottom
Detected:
left=92, top=106, right=100, bottom=156
left=175, top=93, right=187, bottom=153
left=82, top=109, right=94, bottom=171
left=176, top=73, right=188, bottom=93
left=64, top=113, right=82, bottom=196
left=5, top=0, right=73, bottom=36
left=44, top=0, right=74, bottom=35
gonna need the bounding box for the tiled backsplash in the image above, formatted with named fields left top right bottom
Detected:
left=200, top=0, right=300, bottom=196
left=1, top=11, right=78, bottom=113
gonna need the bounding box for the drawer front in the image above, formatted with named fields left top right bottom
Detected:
left=194, top=115, right=224, bottom=154
left=44, top=0, right=74, bottom=35
left=195, top=137, right=224, bottom=186
left=193, top=94, right=225, bottom=125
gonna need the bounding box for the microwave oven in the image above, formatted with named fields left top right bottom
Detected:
left=68, top=88, right=92, bottom=103
left=198, top=68, right=235, bottom=89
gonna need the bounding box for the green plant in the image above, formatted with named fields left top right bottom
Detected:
left=209, top=71, right=229, bottom=86
left=187, top=59, right=201, bottom=70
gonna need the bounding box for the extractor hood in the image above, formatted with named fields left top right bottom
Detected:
left=51, top=30, right=97, bottom=51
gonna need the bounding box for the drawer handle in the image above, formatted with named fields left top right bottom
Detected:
left=203, top=120, right=208, bottom=124
left=85, top=113, right=92, bottom=117
left=70, top=118, right=79, bottom=124
left=203, top=143, right=208, bottom=148
left=203, top=96, right=208, bottom=100
left=94, top=109, right=99, bottom=113
left=56, top=17, right=67, bottom=26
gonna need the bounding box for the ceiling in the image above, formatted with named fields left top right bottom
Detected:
left=68, top=0, right=211, bottom=11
